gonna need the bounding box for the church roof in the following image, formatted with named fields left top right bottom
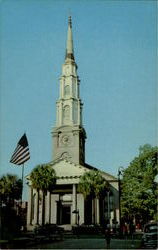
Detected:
left=84, top=163, right=118, bottom=181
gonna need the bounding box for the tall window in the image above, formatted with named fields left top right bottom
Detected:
left=64, top=85, right=70, bottom=96
left=104, top=191, right=114, bottom=221
left=63, top=105, right=70, bottom=123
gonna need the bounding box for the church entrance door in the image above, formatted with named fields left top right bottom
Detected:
left=61, top=205, right=71, bottom=224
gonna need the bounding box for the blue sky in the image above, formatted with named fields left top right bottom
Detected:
left=0, top=0, right=157, bottom=198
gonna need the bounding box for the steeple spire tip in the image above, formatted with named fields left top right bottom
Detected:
left=68, top=16, right=72, bottom=28
left=65, top=16, right=74, bottom=62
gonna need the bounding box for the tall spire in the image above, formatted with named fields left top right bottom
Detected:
left=52, top=16, right=86, bottom=165
left=65, top=16, right=75, bottom=61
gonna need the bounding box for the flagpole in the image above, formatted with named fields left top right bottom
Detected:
left=21, top=163, right=25, bottom=204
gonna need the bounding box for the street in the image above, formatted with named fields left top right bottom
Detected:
left=30, top=237, right=142, bottom=249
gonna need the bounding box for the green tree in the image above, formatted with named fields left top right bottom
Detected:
left=0, top=174, right=22, bottom=206
left=30, top=164, right=56, bottom=225
left=0, top=174, right=22, bottom=240
left=78, top=170, right=108, bottom=198
left=121, top=144, right=158, bottom=224
left=78, top=170, right=108, bottom=223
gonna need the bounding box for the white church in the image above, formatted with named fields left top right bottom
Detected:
left=27, top=17, right=119, bottom=231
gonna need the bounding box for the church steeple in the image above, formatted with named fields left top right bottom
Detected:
left=52, top=17, right=86, bottom=165
left=65, top=16, right=75, bottom=62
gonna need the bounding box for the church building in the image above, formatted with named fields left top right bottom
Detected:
left=27, top=17, right=119, bottom=231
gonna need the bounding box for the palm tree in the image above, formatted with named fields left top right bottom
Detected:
left=0, top=174, right=22, bottom=206
left=30, top=164, right=56, bottom=225
left=78, top=170, right=108, bottom=224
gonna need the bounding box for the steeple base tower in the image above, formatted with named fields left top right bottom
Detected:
left=52, top=125, right=86, bottom=165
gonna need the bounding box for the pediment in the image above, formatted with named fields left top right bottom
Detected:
left=50, top=159, right=88, bottom=177
left=26, top=159, right=118, bottom=187
left=49, top=159, right=118, bottom=186
left=50, top=159, right=89, bottom=184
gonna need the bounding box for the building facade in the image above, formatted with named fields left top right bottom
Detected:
left=27, top=17, right=119, bottom=231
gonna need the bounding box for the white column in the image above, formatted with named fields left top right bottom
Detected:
left=38, top=190, right=43, bottom=225
left=92, top=198, right=95, bottom=224
left=50, top=194, right=54, bottom=224
left=110, top=211, right=114, bottom=225
left=80, top=104, right=83, bottom=125
left=116, top=208, right=120, bottom=224
left=77, top=193, right=84, bottom=225
left=34, top=189, right=39, bottom=225
left=45, top=191, right=51, bottom=224
left=42, top=191, right=46, bottom=225
left=60, top=102, right=63, bottom=125
left=70, top=78, right=73, bottom=97
left=77, top=80, right=80, bottom=98
left=70, top=100, right=74, bottom=124
left=78, top=100, right=80, bottom=125
left=72, top=184, right=77, bottom=224
left=51, top=194, right=58, bottom=224
left=56, top=103, right=59, bottom=126
left=27, top=186, right=33, bottom=226
left=96, top=198, right=100, bottom=224
left=61, top=78, right=64, bottom=99
left=59, top=78, right=63, bottom=99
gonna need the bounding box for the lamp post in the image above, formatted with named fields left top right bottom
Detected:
left=118, top=167, right=124, bottom=235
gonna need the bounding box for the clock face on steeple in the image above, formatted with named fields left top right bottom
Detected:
left=61, top=135, right=71, bottom=145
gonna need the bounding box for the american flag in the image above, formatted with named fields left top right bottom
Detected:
left=10, top=133, right=30, bottom=165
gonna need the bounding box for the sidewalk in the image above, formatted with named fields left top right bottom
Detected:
left=30, top=237, right=142, bottom=249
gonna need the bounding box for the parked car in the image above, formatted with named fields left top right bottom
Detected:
left=141, top=222, right=158, bottom=249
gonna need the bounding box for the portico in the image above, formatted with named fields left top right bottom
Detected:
left=27, top=160, right=119, bottom=230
